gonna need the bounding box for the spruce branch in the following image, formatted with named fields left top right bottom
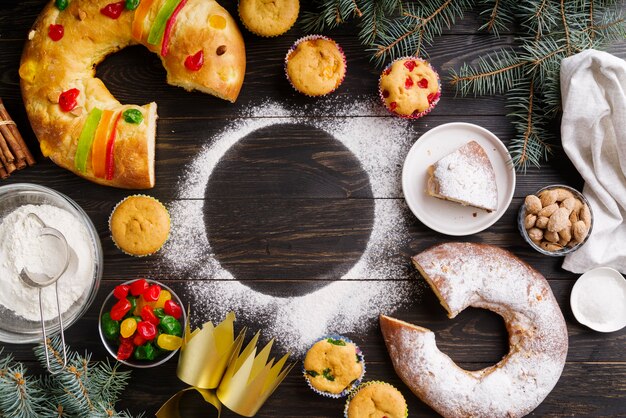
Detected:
left=0, top=337, right=141, bottom=418
left=303, top=0, right=625, bottom=169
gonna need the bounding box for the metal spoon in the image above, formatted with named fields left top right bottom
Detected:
left=18, top=213, right=69, bottom=374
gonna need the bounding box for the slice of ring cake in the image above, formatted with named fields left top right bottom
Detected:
left=427, top=140, right=498, bottom=212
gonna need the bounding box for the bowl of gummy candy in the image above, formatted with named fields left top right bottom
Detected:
left=99, top=278, right=185, bottom=368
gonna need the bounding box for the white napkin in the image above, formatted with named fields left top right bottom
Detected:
left=560, top=49, right=626, bottom=274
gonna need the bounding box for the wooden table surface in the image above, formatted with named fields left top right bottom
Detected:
left=1, top=1, right=625, bottom=417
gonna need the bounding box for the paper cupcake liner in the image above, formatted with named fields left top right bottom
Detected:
left=237, top=0, right=298, bottom=37
left=284, top=35, right=347, bottom=97
left=344, top=381, right=408, bottom=418
left=109, top=194, right=170, bottom=257
left=378, top=56, right=441, bottom=119
left=303, top=334, right=366, bottom=399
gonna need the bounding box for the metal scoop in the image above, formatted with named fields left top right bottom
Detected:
left=19, top=213, right=69, bottom=374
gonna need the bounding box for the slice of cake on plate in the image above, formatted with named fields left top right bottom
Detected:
left=427, top=140, right=498, bottom=212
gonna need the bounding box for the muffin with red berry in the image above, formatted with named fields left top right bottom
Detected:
left=379, top=57, right=441, bottom=118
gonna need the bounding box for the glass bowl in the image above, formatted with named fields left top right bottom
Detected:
left=98, top=279, right=186, bottom=368
left=0, top=183, right=103, bottom=343
left=518, top=184, right=593, bottom=256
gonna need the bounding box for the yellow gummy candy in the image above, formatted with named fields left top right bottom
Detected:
left=154, top=289, right=172, bottom=309
left=157, top=333, right=182, bottom=351
left=120, top=317, right=137, bottom=338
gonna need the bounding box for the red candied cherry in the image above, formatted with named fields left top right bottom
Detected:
left=101, top=1, right=126, bottom=19
left=405, top=77, right=414, bottom=89
left=427, top=92, right=438, bottom=104
left=418, top=78, right=429, bottom=89
left=58, top=88, right=80, bottom=112
left=383, top=68, right=391, bottom=76
left=185, top=50, right=204, bottom=71
left=389, top=102, right=398, bottom=111
left=404, top=60, right=417, bottom=72
left=382, top=90, right=390, bottom=98
left=48, top=24, right=64, bottom=41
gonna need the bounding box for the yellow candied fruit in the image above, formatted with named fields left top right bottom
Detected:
left=157, top=334, right=182, bottom=351
left=19, top=61, right=37, bottom=83
left=218, top=67, right=236, bottom=83
left=322, top=66, right=334, bottom=79
left=209, top=15, right=227, bottom=30
left=120, top=318, right=137, bottom=338
left=154, top=289, right=172, bottom=309
left=40, top=140, right=53, bottom=157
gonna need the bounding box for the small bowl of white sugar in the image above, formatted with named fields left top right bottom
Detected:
left=570, top=267, right=626, bottom=333
left=0, top=183, right=103, bottom=344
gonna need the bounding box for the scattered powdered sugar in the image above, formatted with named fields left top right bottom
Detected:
left=161, top=99, right=420, bottom=354
left=0, top=204, right=95, bottom=321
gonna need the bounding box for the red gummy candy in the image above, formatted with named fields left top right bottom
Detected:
left=418, top=78, right=429, bottom=89
left=48, top=24, right=64, bottom=41
left=404, top=60, right=417, bottom=72
left=405, top=77, right=414, bottom=89
left=101, top=1, right=125, bottom=19
left=185, top=50, right=204, bottom=71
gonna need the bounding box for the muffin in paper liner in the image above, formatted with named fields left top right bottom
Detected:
left=344, top=381, right=408, bottom=418
left=109, top=194, right=170, bottom=257
left=238, top=0, right=299, bottom=37
left=379, top=56, right=441, bottom=119
left=302, top=334, right=365, bottom=398
left=284, top=35, right=347, bottom=97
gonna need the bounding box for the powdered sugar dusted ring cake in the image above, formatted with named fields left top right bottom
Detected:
left=380, top=242, right=568, bottom=418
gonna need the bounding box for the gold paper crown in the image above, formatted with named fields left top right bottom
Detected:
left=157, top=312, right=293, bottom=418
left=217, top=332, right=295, bottom=417
left=177, top=311, right=246, bottom=389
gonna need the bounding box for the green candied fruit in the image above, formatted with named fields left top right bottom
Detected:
left=101, top=312, right=120, bottom=341
left=159, top=315, right=182, bottom=337
left=125, top=0, right=140, bottom=10
left=55, top=0, right=69, bottom=11
left=123, top=109, right=144, bottom=124
left=134, top=343, right=157, bottom=361
left=153, top=307, right=166, bottom=319
left=305, top=370, right=319, bottom=377
left=322, top=368, right=335, bottom=381
left=326, top=338, right=346, bottom=346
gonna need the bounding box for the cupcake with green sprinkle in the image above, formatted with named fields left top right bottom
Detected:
left=303, top=335, right=365, bottom=398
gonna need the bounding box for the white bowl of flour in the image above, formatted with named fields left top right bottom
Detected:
left=0, top=183, right=102, bottom=343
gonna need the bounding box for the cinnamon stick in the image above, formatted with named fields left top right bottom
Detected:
left=0, top=99, right=35, bottom=166
left=0, top=130, right=15, bottom=164
left=0, top=165, right=8, bottom=179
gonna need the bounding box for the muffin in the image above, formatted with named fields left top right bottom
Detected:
left=345, top=381, right=408, bottom=418
left=303, top=336, right=365, bottom=398
left=285, top=35, right=346, bottom=97
left=109, top=195, right=170, bottom=257
left=238, top=0, right=299, bottom=37
left=379, top=57, right=441, bottom=118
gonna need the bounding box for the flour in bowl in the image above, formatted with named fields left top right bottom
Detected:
left=0, top=204, right=95, bottom=321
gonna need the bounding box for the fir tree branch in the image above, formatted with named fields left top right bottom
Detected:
left=560, top=0, right=573, bottom=54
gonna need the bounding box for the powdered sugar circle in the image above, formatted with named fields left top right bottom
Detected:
left=162, top=99, right=420, bottom=354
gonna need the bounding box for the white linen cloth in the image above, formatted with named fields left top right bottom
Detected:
left=560, top=49, right=626, bottom=274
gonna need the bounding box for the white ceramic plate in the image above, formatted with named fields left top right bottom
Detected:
left=402, top=122, right=516, bottom=236
left=570, top=267, right=626, bottom=333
